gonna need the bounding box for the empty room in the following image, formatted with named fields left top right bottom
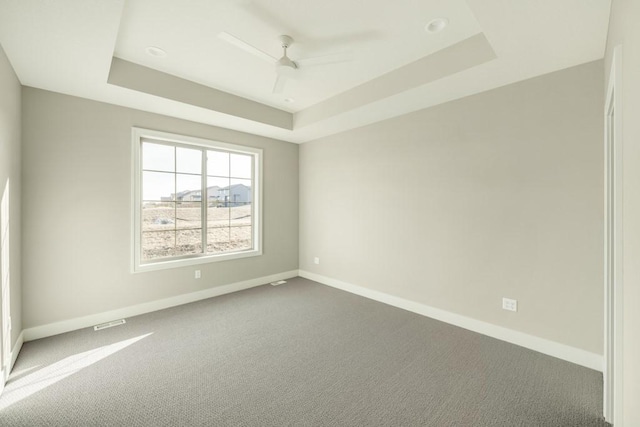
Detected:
left=0, top=0, right=638, bottom=425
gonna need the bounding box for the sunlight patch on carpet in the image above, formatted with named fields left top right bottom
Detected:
left=0, top=333, right=152, bottom=410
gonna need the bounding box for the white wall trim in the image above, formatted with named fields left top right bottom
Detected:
left=0, top=331, right=23, bottom=391
left=10, top=331, right=23, bottom=372
left=603, top=44, right=624, bottom=425
left=299, top=270, right=603, bottom=372
left=23, top=270, right=298, bottom=342
left=19, top=270, right=603, bottom=372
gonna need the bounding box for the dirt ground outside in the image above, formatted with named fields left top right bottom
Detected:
left=141, top=203, right=252, bottom=260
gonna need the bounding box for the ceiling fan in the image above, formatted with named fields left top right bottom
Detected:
left=218, top=32, right=353, bottom=94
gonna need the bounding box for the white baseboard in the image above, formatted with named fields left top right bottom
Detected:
left=10, top=330, right=24, bottom=372
left=299, top=270, right=603, bottom=372
left=23, top=270, right=298, bottom=342
left=1, top=331, right=24, bottom=389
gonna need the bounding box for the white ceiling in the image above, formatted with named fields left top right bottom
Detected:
left=115, top=0, right=483, bottom=112
left=0, top=0, right=611, bottom=143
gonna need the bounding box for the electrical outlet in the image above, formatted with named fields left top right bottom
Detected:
left=195, top=270, right=201, bottom=279
left=502, top=297, right=517, bottom=312
left=314, top=257, right=320, bottom=265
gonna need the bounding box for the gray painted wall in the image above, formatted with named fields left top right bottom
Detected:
left=21, top=88, right=299, bottom=329
left=300, top=61, right=604, bottom=355
left=605, top=0, right=640, bottom=423
left=0, top=45, right=22, bottom=349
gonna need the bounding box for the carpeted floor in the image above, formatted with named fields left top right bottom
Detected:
left=1, top=277, right=608, bottom=426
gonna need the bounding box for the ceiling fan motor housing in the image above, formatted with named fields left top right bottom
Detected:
left=276, top=56, right=297, bottom=76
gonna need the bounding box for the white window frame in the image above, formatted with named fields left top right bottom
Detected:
left=131, top=127, right=263, bottom=273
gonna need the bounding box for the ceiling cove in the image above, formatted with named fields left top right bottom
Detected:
left=0, top=0, right=611, bottom=143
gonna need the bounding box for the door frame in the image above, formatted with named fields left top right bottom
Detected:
left=603, top=45, right=623, bottom=425
left=0, top=179, right=10, bottom=393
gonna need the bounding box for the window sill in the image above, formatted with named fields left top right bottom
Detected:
left=132, top=248, right=262, bottom=273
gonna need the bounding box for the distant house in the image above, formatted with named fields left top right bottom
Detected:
left=181, top=190, right=201, bottom=201
left=167, top=190, right=201, bottom=202
left=207, top=186, right=220, bottom=205
left=168, top=190, right=202, bottom=202
left=165, top=185, right=248, bottom=206
left=219, top=184, right=251, bottom=207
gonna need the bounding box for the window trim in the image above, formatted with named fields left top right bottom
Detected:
left=131, top=127, right=263, bottom=273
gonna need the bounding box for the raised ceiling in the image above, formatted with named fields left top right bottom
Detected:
left=0, top=0, right=611, bottom=143
left=114, top=0, right=483, bottom=111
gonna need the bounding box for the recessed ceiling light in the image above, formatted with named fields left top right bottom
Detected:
left=425, top=18, right=449, bottom=33
left=284, top=98, right=295, bottom=103
left=145, top=46, right=167, bottom=58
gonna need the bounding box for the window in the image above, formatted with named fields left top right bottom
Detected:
left=132, top=128, right=262, bottom=272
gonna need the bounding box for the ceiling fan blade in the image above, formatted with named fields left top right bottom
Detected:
left=218, top=32, right=277, bottom=63
left=296, top=51, right=354, bottom=68
left=272, top=74, right=288, bottom=94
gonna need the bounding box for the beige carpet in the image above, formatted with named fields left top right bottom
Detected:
left=1, top=277, right=608, bottom=426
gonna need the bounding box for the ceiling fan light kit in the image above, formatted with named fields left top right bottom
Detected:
left=276, top=61, right=297, bottom=76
